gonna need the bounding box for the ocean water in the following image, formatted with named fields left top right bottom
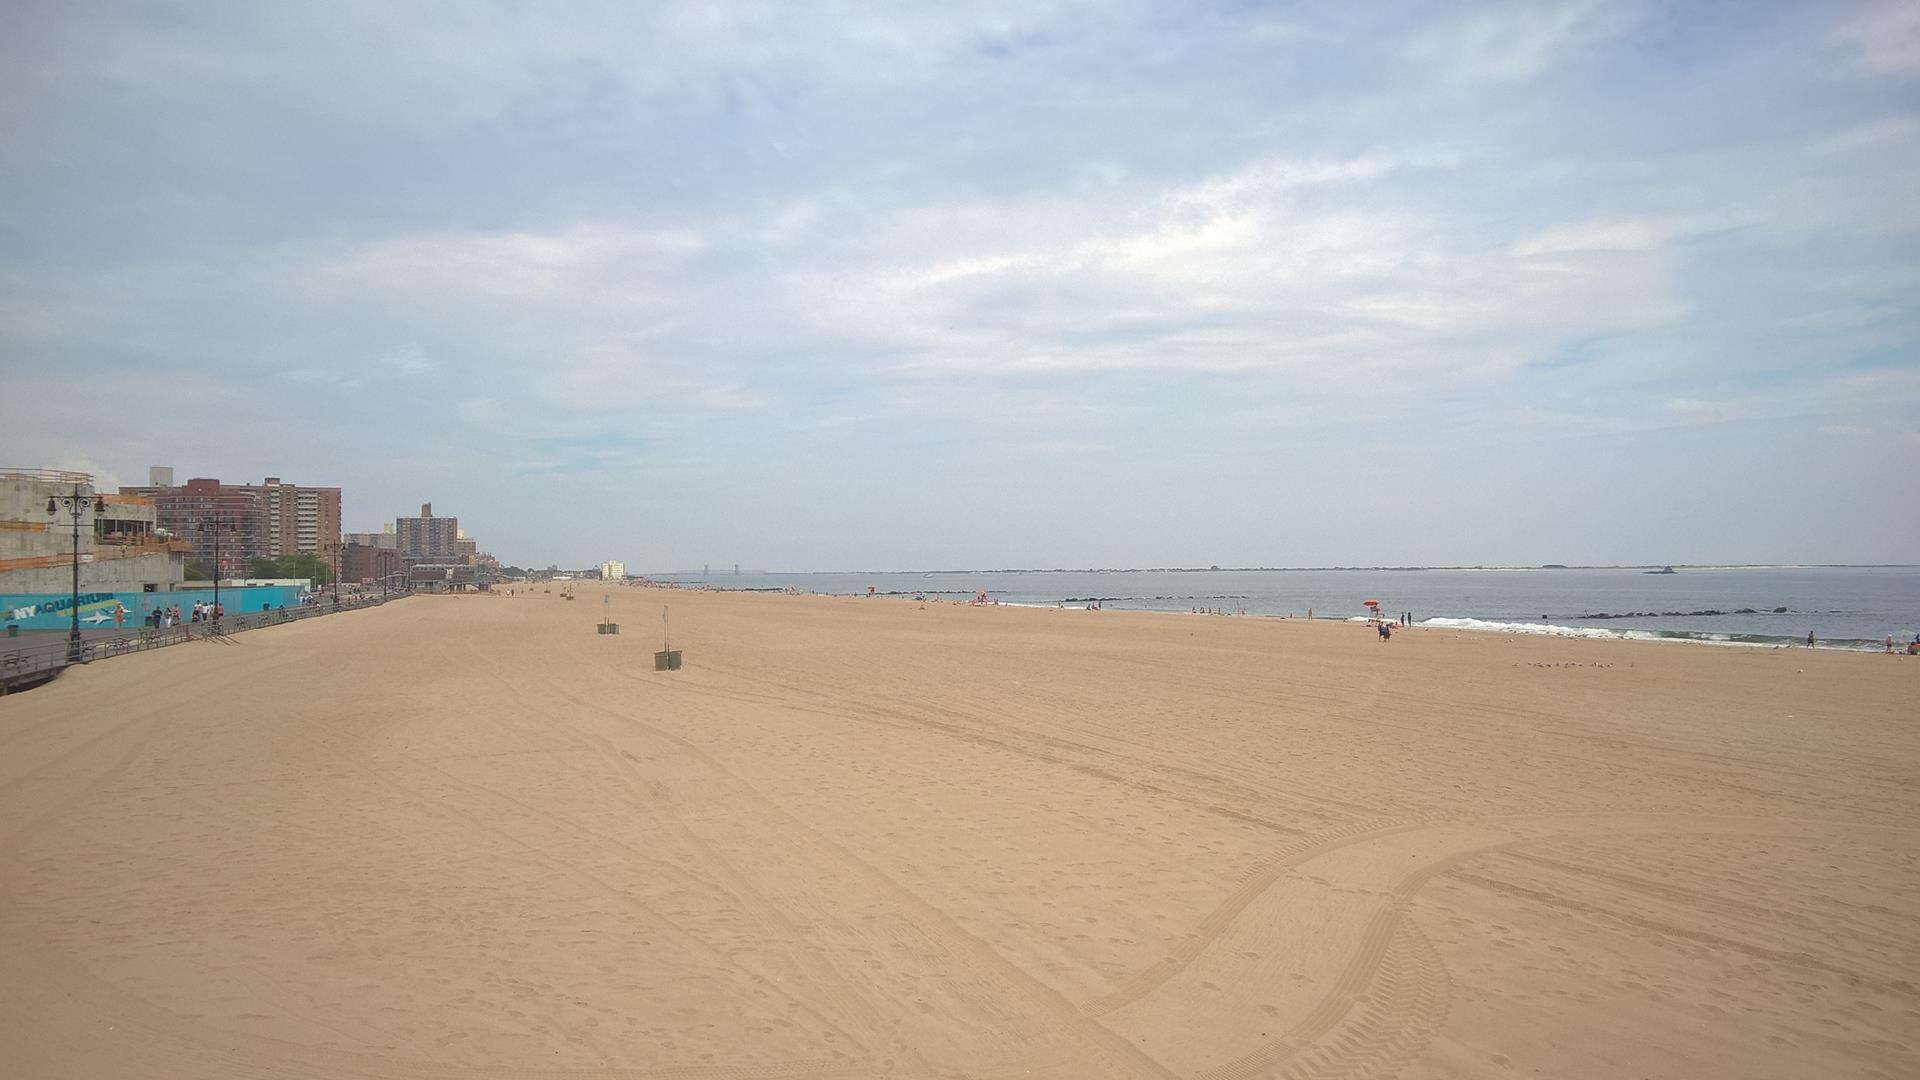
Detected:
left=644, top=566, right=1920, bottom=651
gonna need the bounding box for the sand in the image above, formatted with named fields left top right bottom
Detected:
left=0, top=589, right=1914, bottom=1080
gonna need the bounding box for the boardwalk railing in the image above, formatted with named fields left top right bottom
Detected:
left=1, top=593, right=411, bottom=693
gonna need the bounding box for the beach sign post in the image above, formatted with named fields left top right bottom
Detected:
left=598, top=593, right=619, bottom=635
left=655, top=604, right=682, bottom=670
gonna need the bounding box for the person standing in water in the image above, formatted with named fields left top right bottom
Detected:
left=1807, top=629, right=1816, bottom=649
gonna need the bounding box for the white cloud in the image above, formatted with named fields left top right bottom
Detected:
left=5, top=2, right=1916, bottom=565
left=1655, top=368, right=1920, bottom=428
left=1829, top=0, right=1920, bottom=77
left=1510, top=219, right=1664, bottom=256
left=383, top=346, right=435, bottom=377
left=1405, top=0, right=1637, bottom=84
left=1812, top=114, right=1919, bottom=155
left=308, top=225, right=706, bottom=302
left=1, top=1, right=1095, bottom=145
left=811, top=145, right=1711, bottom=395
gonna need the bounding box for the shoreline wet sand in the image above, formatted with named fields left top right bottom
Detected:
left=1, top=588, right=1914, bottom=1079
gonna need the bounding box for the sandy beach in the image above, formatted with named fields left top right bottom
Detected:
left=1, top=589, right=1914, bottom=1079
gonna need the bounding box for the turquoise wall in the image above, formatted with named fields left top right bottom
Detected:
left=2, top=585, right=308, bottom=630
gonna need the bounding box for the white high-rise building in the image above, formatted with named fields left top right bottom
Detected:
left=600, top=560, right=625, bottom=582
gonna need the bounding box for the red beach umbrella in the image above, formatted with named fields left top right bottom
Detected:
left=1362, top=599, right=1379, bottom=607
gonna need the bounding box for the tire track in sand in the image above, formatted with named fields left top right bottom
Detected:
left=1129, top=812, right=1906, bottom=1080
left=466, top=652, right=928, bottom=1076
left=583, top=668, right=1183, bottom=1080
left=1081, top=815, right=1451, bottom=1018
left=1190, top=842, right=1493, bottom=1080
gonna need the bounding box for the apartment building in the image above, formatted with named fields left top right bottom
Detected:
left=260, top=476, right=342, bottom=558
left=395, top=503, right=459, bottom=559
left=120, top=467, right=342, bottom=569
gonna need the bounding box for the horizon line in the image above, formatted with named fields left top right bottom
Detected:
left=610, top=563, right=1920, bottom=577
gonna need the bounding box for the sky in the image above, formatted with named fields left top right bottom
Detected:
left=3, top=1, right=1917, bottom=571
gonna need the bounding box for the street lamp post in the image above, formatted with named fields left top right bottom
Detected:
left=46, top=484, right=106, bottom=664
left=198, top=517, right=238, bottom=634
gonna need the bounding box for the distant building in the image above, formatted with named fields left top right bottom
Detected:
left=600, top=560, right=625, bottom=581
left=259, top=476, right=342, bottom=557
left=118, top=477, right=273, bottom=575
left=395, top=503, right=458, bottom=560
left=343, top=542, right=405, bottom=587
left=407, top=562, right=486, bottom=592
left=345, top=525, right=398, bottom=549
left=2, top=468, right=189, bottom=593
left=120, top=469, right=340, bottom=566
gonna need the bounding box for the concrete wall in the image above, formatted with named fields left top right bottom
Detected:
left=0, top=474, right=80, bottom=560
left=0, top=474, right=158, bottom=558
left=2, top=474, right=184, bottom=596
left=0, top=551, right=188, bottom=594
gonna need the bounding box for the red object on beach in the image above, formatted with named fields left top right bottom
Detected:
left=1363, top=599, right=1379, bottom=607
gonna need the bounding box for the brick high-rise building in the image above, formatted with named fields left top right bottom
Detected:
left=395, top=503, right=458, bottom=559
left=260, top=476, right=341, bottom=558
left=120, top=469, right=343, bottom=572
left=130, top=478, right=273, bottom=575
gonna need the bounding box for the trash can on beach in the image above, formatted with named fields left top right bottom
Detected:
left=654, top=649, right=681, bottom=671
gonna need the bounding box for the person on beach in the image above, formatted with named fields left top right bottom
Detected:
left=1807, top=630, right=1816, bottom=648
left=1377, top=621, right=1392, bottom=642
left=1889, top=634, right=1897, bottom=654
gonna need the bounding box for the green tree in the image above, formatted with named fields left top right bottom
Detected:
left=184, top=560, right=211, bottom=581
left=247, top=553, right=334, bottom=584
